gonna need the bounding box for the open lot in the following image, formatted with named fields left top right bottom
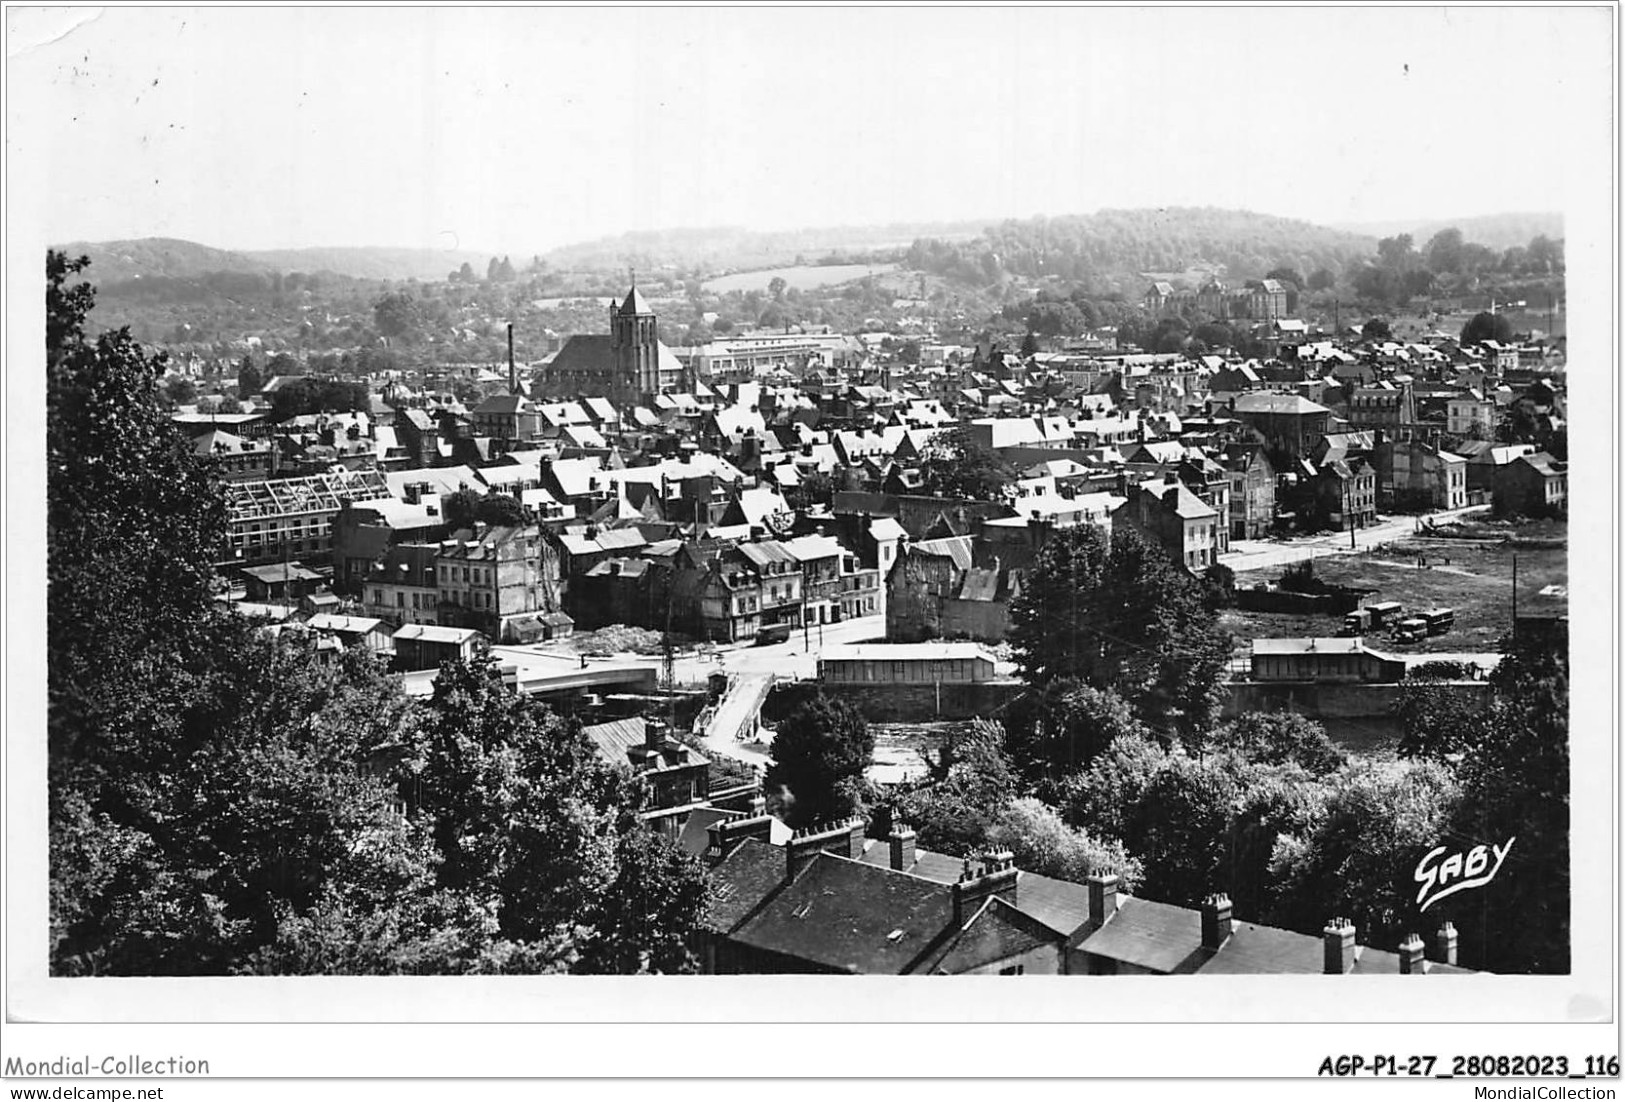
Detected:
left=1223, top=531, right=1566, bottom=657
left=701, top=262, right=897, bottom=294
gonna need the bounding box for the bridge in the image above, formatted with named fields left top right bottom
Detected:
left=694, top=672, right=777, bottom=768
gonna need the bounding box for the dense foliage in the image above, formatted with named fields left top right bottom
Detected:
left=907, top=208, right=1375, bottom=291
left=765, top=690, right=876, bottom=827
left=1006, top=525, right=1231, bottom=744
left=917, top=425, right=1015, bottom=500
left=46, top=252, right=707, bottom=975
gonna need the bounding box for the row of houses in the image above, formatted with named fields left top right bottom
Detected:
left=699, top=816, right=1473, bottom=975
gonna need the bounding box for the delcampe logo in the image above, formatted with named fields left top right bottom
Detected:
left=1414, top=837, right=1515, bottom=913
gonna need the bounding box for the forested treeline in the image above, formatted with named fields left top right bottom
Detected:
left=46, top=252, right=708, bottom=976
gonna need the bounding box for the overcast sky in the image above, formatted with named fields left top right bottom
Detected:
left=7, top=5, right=1612, bottom=254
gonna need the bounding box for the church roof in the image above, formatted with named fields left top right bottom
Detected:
left=618, top=286, right=654, bottom=316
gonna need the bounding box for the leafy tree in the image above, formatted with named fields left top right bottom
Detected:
left=1525, top=234, right=1564, bottom=274
left=47, top=252, right=228, bottom=793
left=237, top=355, right=263, bottom=397
left=374, top=290, right=424, bottom=344
left=1005, top=680, right=1148, bottom=783
left=1264, top=760, right=1462, bottom=952
left=1006, top=525, right=1230, bottom=744
left=1057, top=731, right=1170, bottom=842
left=477, top=494, right=526, bottom=526
left=1200, top=562, right=1236, bottom=611
left=1423, top=227, right=1466, bottom=274
left=1361, top=317, right=1393, bottom=341
left=1460, top=311, right=1514, bottom=345
left=1354, top=265, right=1403, bottom=306
left=985, top=797, right=1142, bottom=891
left=765, top=690, right=875, bottom=827
left=1122, top=752, right=1250, bottom=907
left=1377, top=233, right=1417, bottom=270
left=162, top=375, right=198, bottom=406
left=1192, top=321, right=1234, bottom=350
left=1019, top=330, right=1040, bottom=357
left=894, top=717, right=1017, bottom=854
left=917, top=424, right=1014, bottom=500
left=1307, top=268, right=1336, bottom=292
left=1265, top=267, right=1304, bottom=289
left=767, top=276, right=788, bottom=300
left=1208, top=712, right=1346, bottom=775
left=1447, top=632, right=1569, bottom=972
left=412, top=654, right=707, bottom=971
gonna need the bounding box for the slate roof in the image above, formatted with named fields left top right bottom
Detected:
left=304, top=613, right=388, bottom=636
left=915, top=896, right=1062, bottom=975
left=581, top=715, right=707, bottom=773
left=1077, top=896, right=1204, bottom=974
left=474, top=394, right=530, bottom=415
left=854, top=841, right=966, bottom=883
left=241, top=562, right=323, bottom=584
left=910, top=535, right=976, bottom=571
left=559, top=527, right=649, bottom=556
left=547, top=334, right=615, bottom=375
left=703, top=838, right=788, bottom=934
left=1233, top=393, right=1330, bottom=416
left=727, top=852, right=953, bottom=974
left=392, top=623, right=481, bottom=644
left=618, top=286, right=654, bottom=315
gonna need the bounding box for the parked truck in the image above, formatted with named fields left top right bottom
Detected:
left=1419, top=607, right=1456, bottom=636
left=1391, top=617, right=1430, bottom=645
left=1340, top=608, right=1372, bottom=636
left=1365, top=600, right=1404, bottom=628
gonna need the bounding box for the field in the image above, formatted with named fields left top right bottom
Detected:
left=1222, top=530, right=1567, bottom=657
left=701, top=262, right=898, bottom=295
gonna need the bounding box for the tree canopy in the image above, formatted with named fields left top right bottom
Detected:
left=917, top=424, right=1015, bottom=501
left=1006, top=525, right=1230, bottom=744
left=765, top=690, right=875, bottom=827
left=1460, top=311, right=1515, bottom=345
left=46, top=252, right=707, bottom=976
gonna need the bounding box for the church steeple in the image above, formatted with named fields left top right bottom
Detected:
left=610, top=277, right=658, bottom=402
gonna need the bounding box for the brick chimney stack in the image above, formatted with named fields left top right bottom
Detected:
left=952, top=851, right=1018, bottom=925
left=785, top=818, right=865, bottom=881
left=1323, top=917, right=1357, bottom=974
left=1430, top=921, right=1458, bottom=967
left=703, top=811, right=775, bottom=865
left=888, top=823, right=917, bottom=872
left=1200, top=893, right=1233, bottom=951
left=1398, top=933, right=1427, bottom=974
left=1087, top=872, right=1119, bottom=927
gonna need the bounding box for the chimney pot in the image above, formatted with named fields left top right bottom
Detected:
left=1430, top=922, right=1459, bottom=966
left=1087, top=873, right=1119, bottom=926
left=888, top=823, right=917, bottom=871
left=1200, top=893, right=1234, bottom=951
left=1398, top=933, right=1427, bottom=974
left=1323, top=917, right=1357, bottom=974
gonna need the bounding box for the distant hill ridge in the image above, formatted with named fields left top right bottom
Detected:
left=51, top=238, right=493, bottom=283
left=53, top=237, right=271, bottom=283
left=56, top=208, right=1559, bottom=285
left=1332, top=212, right=1563, bottom=251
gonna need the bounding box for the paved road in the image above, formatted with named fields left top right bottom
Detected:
left=1221, top=505, right=1490, bottom=574
left=698, top=673, right=777, bottom=767
left=693, top=614, right=888, bottom=684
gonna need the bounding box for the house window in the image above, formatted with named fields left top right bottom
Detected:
left=396, top=592, right=405, bottom=608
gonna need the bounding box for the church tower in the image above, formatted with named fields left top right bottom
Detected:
left=610, top=278, right=658, bottom=403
